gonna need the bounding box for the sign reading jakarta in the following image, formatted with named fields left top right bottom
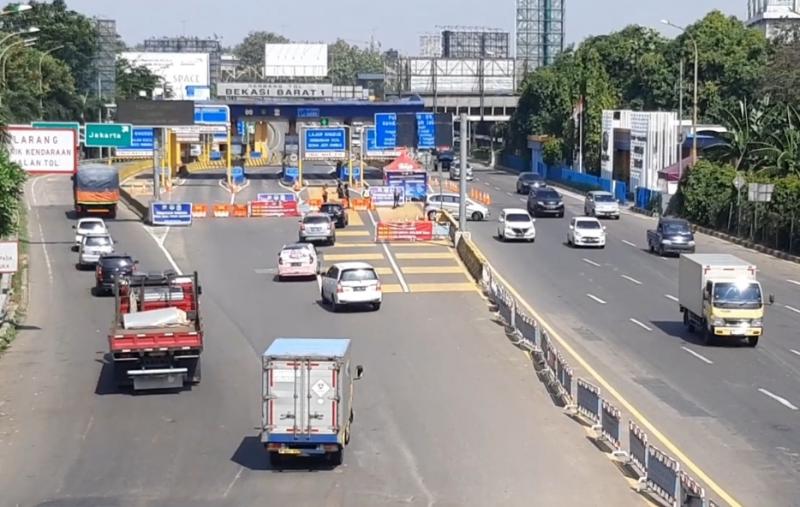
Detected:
left=6, top=126, right=77, bottom=173
left=217, top=83, right=333, bottom=99
left=119, top=52, right=209, bottom=100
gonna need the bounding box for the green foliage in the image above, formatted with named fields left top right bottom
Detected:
left=0, top=146, right=26, bottom=238
left=115, top=58, right=160, bottom=100
left=328, top=40, right=383, bottom=86
left=542, top=137, right=564, bottom=168
left=234, top=31, right=290, bottom=68
left=679, top=160, right=736, bottom=227
left=760, top=28, right=800, bottom=108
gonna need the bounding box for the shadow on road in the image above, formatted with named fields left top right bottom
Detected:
left=231, top=436, right=338, bottom=472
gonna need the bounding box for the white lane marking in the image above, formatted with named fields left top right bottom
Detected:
left=223, top=466, right=244, bottom=497
left=36, top=211, right=53, bottom=284
left=229, top=190, right=236, bottom=205
left=519, top=198, right=527, bottom=203
left=681, top=346, right=714, bottom=365
left=622, top=240, right=637, bottom=247
left=790, top=349, right=800, bottom=357
left=758, top=388, right=799, bottom=411
left=622, top=275, right=643, bottom=285
left=582, top=258, right=601, bottom=267
left=484, top=181, right=491, bottom=186
left=586, top=293, right=607, bottom=304
left=81, top=415, right=94, bottom=441
left=143, top=225, right=182, bottom=275
left=367, top=209, right=409, bottom=293
left=787, top=279, right=800, bottom=287
left=665, top=294, right=679, bottom=302
left=784, top=305, right=800, bottom=315
left=629, top=318, right=653, bottom=331
left=506, top=192, right=513, bottom=196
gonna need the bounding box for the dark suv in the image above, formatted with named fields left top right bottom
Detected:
left=527, top=187, right=565, bottom=217
left=516, top=172, right=546, bottom=194
left=95, top=254, right=137, bottom=296
left=319, top=203, right=348, bottom=228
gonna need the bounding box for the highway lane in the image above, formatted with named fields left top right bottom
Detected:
left=460, top=165, right=800, bottom=506
left=0, top=173, right=642, bottom=506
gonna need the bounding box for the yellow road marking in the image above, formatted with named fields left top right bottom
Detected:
left=323, top=253, right=384, bottom=261
left=395, top=252, right=454, bottom=260
left=381, top=283, right=404, bottom=293
left=408, top=282, right=478, bottom=293
left=380, top=240, right=451, bottom=247
left=336, top=230, right=370, bottom=237
left=486, top=265, right=742, bottom=507
left=402, top=266, right=465, bottom=274
left=331, top=243, right=380, bottom=248
left=346, top=210, right=364, bottom=226
left=374, top=267, right=394, bottom=275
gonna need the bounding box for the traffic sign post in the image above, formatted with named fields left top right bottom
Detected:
left=150, top=202, right=193, bottom=226
left=374, top=113, right=397, bottom=150
left=416, top=112, right=436, bottom=150
left=85, top=123, right=133, bottom=148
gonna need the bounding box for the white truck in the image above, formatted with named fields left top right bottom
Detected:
left=261, top=338, right=363, bottom=467
left=678, top=254, right=773, bottom=347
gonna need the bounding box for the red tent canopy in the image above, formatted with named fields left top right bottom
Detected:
left=383, top=151, right=423, bottom=173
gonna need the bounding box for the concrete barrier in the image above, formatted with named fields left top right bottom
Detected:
left=119, top=186, right=149, bottom=221
left=456, top=236, right=486, bottom=283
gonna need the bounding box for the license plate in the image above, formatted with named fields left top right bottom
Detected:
left=354, top=287, right=366, bottom=291
left=278, top=448, right=302, bottom=455
left=291, top=263, right=302, bottom=267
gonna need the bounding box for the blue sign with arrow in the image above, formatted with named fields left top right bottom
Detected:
left=194, top=105, right=229, bottom=125
left=374, top=113, right=397, bottom=149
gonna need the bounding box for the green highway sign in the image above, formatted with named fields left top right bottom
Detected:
left=31, top=121, right=80, bottom=132
left=84, top=123, right=133, bottom=148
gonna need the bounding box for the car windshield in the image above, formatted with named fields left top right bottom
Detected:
left=521, top=173, right=541, bottom=181
left=506, top=213, right=531, bottom=222
left=713, top=282, right=762, bottom=309
left=102, top=257, right=131, bottom=268
left=79, top=221, right=104, bottom=231
left=595, top=194, right=615, bottom=202
left=85, top=236, right=111, bottom=247
left=576, top=221, right=602, bottom=230
left=340, top=268, right=377, bottom=282
left=320, top=205, right=342, bottom=213
left=663, top=223, right=690, bottom=234
left=538, top=190, right=560, bottom=199
left=284, top=244, right=308, bottom=251
left=304, top=216, right=330, bottom=224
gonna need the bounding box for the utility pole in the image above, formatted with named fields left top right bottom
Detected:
left=153, top=129, right=161, bottom=200
left=458, top=113, right=468, bottom=231
left=677, top=59, right=684, bottom=179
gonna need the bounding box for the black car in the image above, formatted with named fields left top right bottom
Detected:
left=516, top=172, right=546, bottom=194
left=94, top=254, right=137, bottom=295
left=527, top=187, right=565, bottom=217
left=319, top=203, right=348, bottom=228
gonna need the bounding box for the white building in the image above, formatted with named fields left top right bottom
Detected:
left=747, top=0, right=800, bottom=39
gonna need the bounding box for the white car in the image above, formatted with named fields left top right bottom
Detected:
left=567, top=217, right=606, bottom=248
left=79, top=233, right=115, bottom=267
left=299, top=212, right=336, bottom=245
left=497, top=208, right=536, bottom=242
left=450, top=162, right=474, bottom=181
left=73, top=218, right=108, bottom=249
left=277, top=243, right=319, bottom=280
left=320, top=262, right=382, bottom=312
left=424, top=192, right=489, bottom=221
left=584, top=191, right=621, bottom=219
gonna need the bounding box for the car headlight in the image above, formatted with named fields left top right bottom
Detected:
left=711, top=317, right=726, bottom=327
left=662, top=239, right=672, bottom=244
left=537, top=201, right=545, bottom=206
left=750, top=319, right=763, bottom=327
left=687, top=240, right=695, bottom=246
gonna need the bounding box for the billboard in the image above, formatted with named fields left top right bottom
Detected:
left=264, top=43, right=328, bottom=77
left=6, top=126, right=77, bottom=173
left=216, top=82, right=333, bottom=99
left=117, top=100, right=195, bottom=127
left=119, top=52, right=210, bottom=100
left=408, top=58, right=515, bottom=95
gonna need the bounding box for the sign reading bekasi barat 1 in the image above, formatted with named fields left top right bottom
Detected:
left=0, top=241, right=19, bottom=273
left=6, top=126, right=77, bottom=173
left=217, top=83, right=333, bottom=99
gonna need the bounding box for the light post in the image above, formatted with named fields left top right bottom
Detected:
left=662, top=19, right=699, bottom=166
left=1, top=4, right=32, bottom=15
left=38, top=44, right=63, bottom=115
left=0, top=27, right=39, bottom=48
left=0, top=36, right=37, bottom=88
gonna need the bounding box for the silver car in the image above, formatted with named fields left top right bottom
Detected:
left=450, top=162, right=474, bottom=181
left=79, top=233, right=115, bottom=267
left=584, top=191, right=620, bottom=219
left=299, top=213, right=336, bottom=245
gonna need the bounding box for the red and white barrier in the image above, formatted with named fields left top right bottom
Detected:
left=375, top=221, right=433, bottom=242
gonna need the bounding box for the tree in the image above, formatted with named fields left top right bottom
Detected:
left=328, top=40, right=383, bottom=86
left=115, top=58, right=161, bottom=100
left=542, top=137, right=564, bottom=168
left=234, top=31, right=289, bottom=68
left=708, top=97, right=774, bottom=171
left=679, top=160, right=736, bottom=228
left=0, top=141, right=26, bottom=238
left=759, top=28, right=800, bottom=108
left=3, top=0, right=99, bottom=93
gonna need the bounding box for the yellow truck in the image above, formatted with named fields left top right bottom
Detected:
left=678, top=254, right=774, bottom=347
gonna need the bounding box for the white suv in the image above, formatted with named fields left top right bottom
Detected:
left=584, top=191, right=620, bottom=219
left=497, top=208, right=536, bottom=242
left=424, top=192, right=489, bottom=221
left=320, top=262, right=382, bottom=312
left=79, top=233, right=115, bottom=267
left=567, top=217, right=607, bottom=248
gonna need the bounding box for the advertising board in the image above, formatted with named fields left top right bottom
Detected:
left=119, top=52, right=210, bottom=100
left=369, top=186, right=405, bottom=207
left=6, top=126, right=77, bottom=173
left=264, top=44, right=328, bottom=77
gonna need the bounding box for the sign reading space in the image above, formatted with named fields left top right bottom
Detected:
left=6, top=126, right=77, bottom=173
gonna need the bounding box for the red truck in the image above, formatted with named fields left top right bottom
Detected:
left=108, top=271, right=203, bottom=391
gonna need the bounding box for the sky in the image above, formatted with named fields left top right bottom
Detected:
left=65, top=0, right=745, bottom=53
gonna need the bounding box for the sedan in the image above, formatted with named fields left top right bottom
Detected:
left=277, top=243, right=319, bottom=280
left=585, top=191, right=620, bottom=219
left=567, top=217, right=606, bottom=248
left=79, top=233, right=115, bottom=267
left=516, top=172, right=546, bottom=194
left=319, top=202, right=348, bottom=228
left=320, top=262, right=382, bottom=312
left=497, top=208, right=536, bottom=242
left=73, top=218, right=108, bottom=250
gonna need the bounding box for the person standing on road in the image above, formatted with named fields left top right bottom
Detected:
left=393, top=186, right=401, bottom=209
left=322, top=188, right=329, bottom=203
left=343, top=183, right=350, bottom=208
left=336, top=182, right=344, bottom=200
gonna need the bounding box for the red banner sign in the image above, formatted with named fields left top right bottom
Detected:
left=250, top=200, right=299, bottom=218
left=376, top=221, right=433, bottom=242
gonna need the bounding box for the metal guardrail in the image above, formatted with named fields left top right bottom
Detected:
left=448, top=228, right=721, bottom=507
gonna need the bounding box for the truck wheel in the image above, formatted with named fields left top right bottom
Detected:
left=269, top=452, right=283, bottom=469
left=747, top=336, right=759, bottom=348
left=189, top=357, right=202, bottom=384
left=113, top=363, right=132, bottom=389
left=702, top=326, right=714, bottom=346
left=328, top=449, right=343, bottom=466
left=649, top=243, right=654, bottom=253
left=108, top=205, right=117, bottom=219
left=344, top=423, right=351, bottom=445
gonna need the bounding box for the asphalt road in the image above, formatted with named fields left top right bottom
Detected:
left=0, top=172, right=642, bottom=507
left=459, top=164, right=800, bottom=506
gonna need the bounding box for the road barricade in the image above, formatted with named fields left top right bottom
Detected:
left=628, top=421, right=649, bottom=478
left=554, top=351, right=574, bottom=403
left=646, top=446, right=681, bottom=506
left=232, top=204, right=249, bottom=217
left=576, top=378, right=602, bottom=427
left=375, top=221, right=433, bottom=242
left=249, top=200, right=299, bottom=218
left=192, top=204, right=208, bottom=218
left=600, top=399, right=623, bottom=453
left=212, top=204, right=232, bottom=218
left=350, top=197, right=372, bottom=211
left=307, top=198, right=322, bottom=212
left=681, top=472, right=707, bottom=507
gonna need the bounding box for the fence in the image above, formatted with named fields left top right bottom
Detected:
left=501, top=153, right=529, bottom=172
left=445, top=211, right=720, bottom=506
left=716, top=202, right=800, bottom=257
left=543, top=166, right=628, bottom=204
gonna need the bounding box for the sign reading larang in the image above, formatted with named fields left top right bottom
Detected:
left=217, top=83, right=333, bottom=99
left=6, top=126, right=77, bottom=173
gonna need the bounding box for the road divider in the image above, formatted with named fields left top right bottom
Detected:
left=445, top=210, right=730, bottom=507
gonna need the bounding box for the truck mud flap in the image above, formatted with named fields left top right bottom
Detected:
left=128, top=367, right=188, bottom=390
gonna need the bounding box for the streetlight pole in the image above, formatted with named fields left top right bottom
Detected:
left=662, top=20, right=699, bottom=166
left=0, top=37, right=37, bottom=85
left=39, top=45, right=64, bottom=116
left=677, top=58, right=684, bottom=180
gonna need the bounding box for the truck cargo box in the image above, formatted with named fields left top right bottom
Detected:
left=678, top=254, right=757, bottom=316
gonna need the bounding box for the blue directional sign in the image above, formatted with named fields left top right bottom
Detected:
left=116, top=127, right=154, bottom=155
left=366, top=127, right=378, bottom=152
left=194, top=105, right=229, bottom=124
left=374, top=113, right=397, bottom=149
left=304, top=128, right=346, bottom=155
left=297, top=107, right=320, bottom=118
left=150, top=202, right=193, bottom=226
left=416, top=112, right=435, bottom=150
